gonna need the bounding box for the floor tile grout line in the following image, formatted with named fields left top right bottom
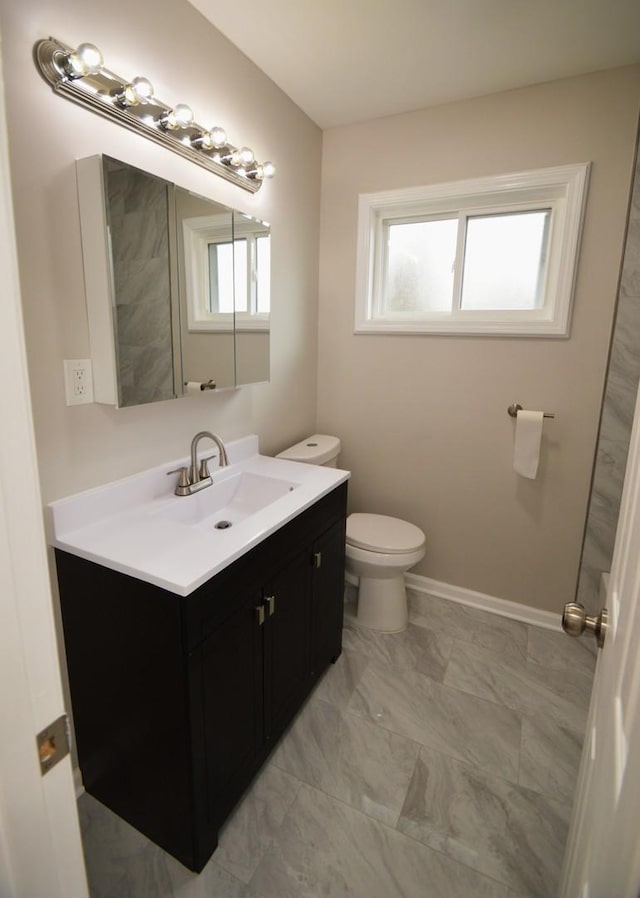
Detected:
left=404, top=600, right=595, bottom=679
left=340, top=635, right=455, bottom=683
left=407, top=595, right=530, bottom=634
left=394, top=735, right=566, bottom=812
left=268, top=701, right=423, bottom=830
left=441, top=640, right=594, bottom=714
left=401, top=613, right=528, bottom=647
left=276, top=684, right=558, bottom=832
left=338, top=624, right=585, bottom=798
left=214, top=767, right=304, bottom=885
left=343, top=692, right=523, bottom=789
left=342, top=618, right=591, bottom=718
left=309, top=691, right=427, bottom=758
left=516, top=712, right=585, bottom=809
left=389, top=809, right=523, bottom=896
left=264, top=762, right=404, bottom=836
left=440, top=666, right=592, bottom=750
left=211, top=858, right=252, bottom=890
left=248, top=773, right=518, bottom=897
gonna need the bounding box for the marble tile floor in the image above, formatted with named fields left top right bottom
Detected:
left=78, top=588, right=596, bottom=898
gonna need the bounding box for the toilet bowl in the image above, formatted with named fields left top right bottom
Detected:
left=345, top=513, right=425, bottom=632
left=277, top=435, right=426, bottom=634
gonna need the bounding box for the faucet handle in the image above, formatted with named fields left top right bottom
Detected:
left=199, top=455, right=215, bottom=479
left=166, top=466, right=190, bottom=489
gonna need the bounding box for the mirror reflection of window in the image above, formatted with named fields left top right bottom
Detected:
left=207, top=233, right=269, bottom=318
left=256, top=235, right=271, bottom=314
left=207, top=241, right=237, bottom=314
left=233, top=239, right=248, bottom=312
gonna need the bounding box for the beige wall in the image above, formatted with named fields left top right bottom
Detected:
left=0, top=0, right=322, bottom=502
left=318, top=66, right=640, bottom=613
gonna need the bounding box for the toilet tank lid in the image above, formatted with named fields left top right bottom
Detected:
left=346, top=513, right=426, bottom=554
left=276, top=434, right=340, bottom=465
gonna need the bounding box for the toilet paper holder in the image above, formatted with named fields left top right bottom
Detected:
left=507, top=403, right=555, bottom=419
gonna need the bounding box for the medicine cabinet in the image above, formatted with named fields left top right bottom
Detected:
left=76, top=154, right=270, bottom=407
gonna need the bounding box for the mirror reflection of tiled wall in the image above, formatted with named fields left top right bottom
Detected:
left=107, top=162, right=175, bottom=407
left=577, top=133, right=640, bottom=613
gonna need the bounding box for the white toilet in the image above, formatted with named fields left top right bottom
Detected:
left=277, top=434, right=426, bottom=633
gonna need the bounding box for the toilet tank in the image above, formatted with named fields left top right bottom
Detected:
left=276, top=434, right=341, bottom=467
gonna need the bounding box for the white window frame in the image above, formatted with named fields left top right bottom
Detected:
left=233, top=218, right=270, bottom=333
left=354, top=163, right=590, bottom=337
left=182, top=213, right=270, bottom=334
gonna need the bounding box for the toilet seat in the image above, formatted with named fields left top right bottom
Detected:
left=346, top=513, right=425, bottom=554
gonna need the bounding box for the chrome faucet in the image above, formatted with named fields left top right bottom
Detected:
left=167, top=431, right=228, bottom=496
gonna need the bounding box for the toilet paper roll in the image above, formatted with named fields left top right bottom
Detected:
left=513, top=410, right=544, bottom=479
left=184, top=380, right=216, bottom=394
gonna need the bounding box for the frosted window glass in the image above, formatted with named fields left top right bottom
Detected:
left=460, top=210, right=550, bottom=311
left=383, top=218, right=458, bottom=313
left=208, top=241, right=234, bottom=313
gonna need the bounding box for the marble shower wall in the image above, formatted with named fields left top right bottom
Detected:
left=107, top=163, right=175, bottom=407
left=577, top=135, right=640, bottom=613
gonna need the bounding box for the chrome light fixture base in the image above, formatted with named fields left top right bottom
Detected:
left=35, top=37, right=275, bottom=194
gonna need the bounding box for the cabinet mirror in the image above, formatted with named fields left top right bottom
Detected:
left=76, top=155, right=270, bottom=408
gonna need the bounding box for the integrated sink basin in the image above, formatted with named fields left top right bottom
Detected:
left=156, top=471, right=301, bottom=528
left=47, top=434, right=350, bottom=596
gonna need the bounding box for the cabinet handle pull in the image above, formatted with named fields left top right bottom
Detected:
left=255, top=605, right=265, bottom=626
left=313, top=551, right=322, bottom=569
left=266, top=595, right=276, bottom=616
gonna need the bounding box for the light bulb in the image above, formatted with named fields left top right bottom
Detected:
left=160, top=103, right=194, bottom=130
left=64, top=42, right=103, bottom=79
left=117, top=76, right=154, bottom=107
left=249, top=161, right=276, bottom=181
left=237, top=146, right=254, bottom=165
left=191, top=125, right=227, bottom=151
left=209, top=126, right=227, bottom=147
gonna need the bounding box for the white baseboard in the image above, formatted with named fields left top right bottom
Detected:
left=404, top=572, right=561, bottom=631
left=73, top=766, right=84, bottom=799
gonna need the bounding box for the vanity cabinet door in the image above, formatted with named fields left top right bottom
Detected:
left=262, top=546, right=312, bottom=744
left=199, top=586, right=264, bottom=825
left=311, top=519, right=347, bottom=677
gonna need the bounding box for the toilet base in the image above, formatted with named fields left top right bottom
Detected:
left=355, top=573, right=408, bottom=633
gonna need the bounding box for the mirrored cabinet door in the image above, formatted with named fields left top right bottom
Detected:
left=175, top=187, right=236, bottom=391
left=104, top=157, right=177, bottom=407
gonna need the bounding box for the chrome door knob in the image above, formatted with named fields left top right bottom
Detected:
left=562, top=602, right=608, bottom=648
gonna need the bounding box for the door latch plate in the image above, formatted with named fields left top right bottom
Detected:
left=36, top=714, right=70, bottom=776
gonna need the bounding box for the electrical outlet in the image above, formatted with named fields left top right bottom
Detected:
left=63, top=359, right=94, bottom=406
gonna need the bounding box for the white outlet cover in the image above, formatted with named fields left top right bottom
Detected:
left=63, top=359, right=94, bottom=406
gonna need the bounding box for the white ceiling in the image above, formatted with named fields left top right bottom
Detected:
left=187, top=0, right=640, bottom=129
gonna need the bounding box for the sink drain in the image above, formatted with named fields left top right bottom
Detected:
left=214, top=520, right=233, bottom=530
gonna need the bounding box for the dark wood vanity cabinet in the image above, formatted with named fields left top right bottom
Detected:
left=55, top=483, right=347, bottom=873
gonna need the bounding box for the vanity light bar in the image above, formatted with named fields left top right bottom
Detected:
left=34, top=37, right=276, bottom=194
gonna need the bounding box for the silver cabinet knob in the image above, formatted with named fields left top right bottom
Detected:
left=562, top=602, right=608, bottom=648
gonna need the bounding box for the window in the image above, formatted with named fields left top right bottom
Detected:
left=182, top=212, right=270, bottom=333
left=355, top=163, right=589, bottom=336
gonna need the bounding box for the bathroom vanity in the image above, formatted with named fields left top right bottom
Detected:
left=49, top=437, right=348, bottom=872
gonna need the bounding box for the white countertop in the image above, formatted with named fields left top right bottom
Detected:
left=47, top=435, right=350, bottom=596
